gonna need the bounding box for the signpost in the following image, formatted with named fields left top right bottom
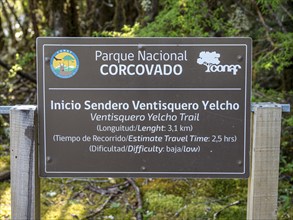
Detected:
left=37, top=37, right=251, bottom=177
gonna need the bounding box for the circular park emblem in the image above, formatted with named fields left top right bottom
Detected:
left=50, top=49, right=79, bottom=79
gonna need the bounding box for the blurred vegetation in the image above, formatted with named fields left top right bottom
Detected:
left=0, top=0, right=292, bottom=219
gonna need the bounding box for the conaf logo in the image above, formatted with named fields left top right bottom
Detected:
left=197, top=51, right=241, bottom=75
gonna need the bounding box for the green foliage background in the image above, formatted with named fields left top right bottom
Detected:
left=0, top=0, right=292, bottom=219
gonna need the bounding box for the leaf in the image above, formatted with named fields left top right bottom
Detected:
left=110, top=202, right=121, bottom=208
left=46, top=191, right=57, bottom=197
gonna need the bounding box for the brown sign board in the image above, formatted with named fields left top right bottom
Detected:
left=37, top=37, right=251, bottom=178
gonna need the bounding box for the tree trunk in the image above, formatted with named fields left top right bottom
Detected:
left=149, top=0, right=159, bottom=22
left=0, top=13, right=5, bottom=51
left=51, top=0, right=65, bottom=36
left=282, top=67, right=293, bottom=91
left=28, top=0, right=40, bottom=38
left=114, top=0, right=125, bottom=31
left=84, top=0, right=98, bottom=35
left=124, top=0, right=139, bottom=26
left=66, top=0, right=80, bottom=36
left=21, top=0, right=30, bottom=40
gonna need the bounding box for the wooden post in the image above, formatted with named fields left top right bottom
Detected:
left=247, top=104, right=282, bottom=220
left=10, top=105, right=40, bottom=220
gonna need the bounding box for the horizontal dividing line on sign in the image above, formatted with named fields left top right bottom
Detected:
left=45, top=171, right=245, bottom=175
left=48, top=88, right=242, bottom=91
left=44, top=43, right=248, bottom=47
